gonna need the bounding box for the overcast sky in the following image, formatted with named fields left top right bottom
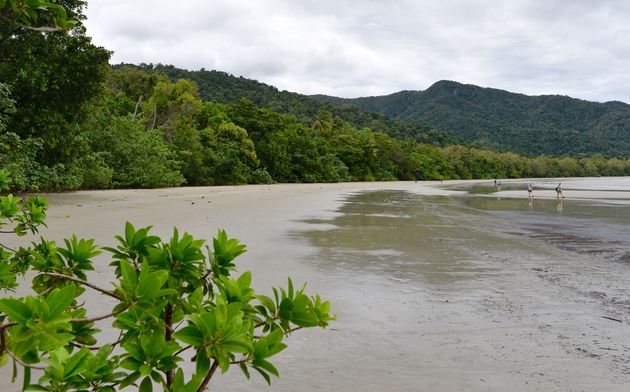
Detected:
left=84, top=0, right=630, bottom=103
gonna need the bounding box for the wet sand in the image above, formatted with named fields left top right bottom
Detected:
left=2, top=180, right=630, bottom=391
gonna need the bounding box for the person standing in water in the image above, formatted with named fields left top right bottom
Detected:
left=527, top=183, right=533, bottom=200
left=555, top=182, right=564, bottom=199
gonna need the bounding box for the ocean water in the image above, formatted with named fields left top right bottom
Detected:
left=458, top=178, right=630, bottom=262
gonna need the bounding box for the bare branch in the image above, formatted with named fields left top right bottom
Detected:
left=254, top=325, right=303, bottom=339
left=69, top=338, right=122, bottom=351
left=0, top=15, right=61, bottom=33
left=44, top=272, right=120, bottom=300
left=112, top=330, right=124, bottom=349
left=69, top=306, right=128, bottom=324
left=0, top=241, right=17, bottom=252
left=197, top=360, right=219, bottom=392
left=174, top=344, right=192, bottom=357
left=133, top=95, right=143, bottom=119
left=5, top=349, right=46, bottom=370
left=0, top=322, right=17, bottom=331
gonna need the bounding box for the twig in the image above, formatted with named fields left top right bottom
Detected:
left=0, top=322, right=17, bottom=331
left=255, top=316, right=278, bottom=329
left=69, top=337, right=122, bottom=351
left=69, top=306, right=128, bottom=324
left=230, top=356, right=251, bottom=365
left=44, top=272, right=120, bottom=300
left=69, top=342, right=101, bottom=351
left=174, top=344, right=192, bottom=357
left=254, top=325, right=303, bottom=339
left=5, top=349, right=46, bottom=370
left=112, top=330, right=124, bottom=349
left=602, top=315, right=622, bottom=323
left=196, top=360, right=219, bottom=392
left=0, top=242, right=16, bottom=252
left=165, top=303, right=174, bottom=386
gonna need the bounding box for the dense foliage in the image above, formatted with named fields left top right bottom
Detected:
left=3, top=65, right=630, bottom=191
left=117, top=64, right=460, bottom=145
left=0, top=174, right=334, bottom=391
left=315, top=80, right=630, bottom=157
left=1, top=0, right=111, bottom=190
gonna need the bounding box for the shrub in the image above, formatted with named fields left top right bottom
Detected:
left=0, top=171, right=334, bottom=391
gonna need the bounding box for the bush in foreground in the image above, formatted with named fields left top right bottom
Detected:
left=0, top=171, right=334, bottom=391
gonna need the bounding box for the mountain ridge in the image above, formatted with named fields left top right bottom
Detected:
left=313, top=80, right=630, bottom=157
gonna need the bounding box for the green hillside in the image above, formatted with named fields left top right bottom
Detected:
left=314, top=80, right=630, bottom=157
left=117, top=64, right=460, bottom=145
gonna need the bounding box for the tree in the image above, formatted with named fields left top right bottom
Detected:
left=0, top=172, right=334, bottom=391
left=81, top=109, right=185, bottom=188
left=0, top=0, right=110, bottom=165
left=200, top=122, right=263, bottom=185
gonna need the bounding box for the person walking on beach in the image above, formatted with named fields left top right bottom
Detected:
left=555, top=182, right=564, bottom=199
left=527, top=183, right=533, bottom=200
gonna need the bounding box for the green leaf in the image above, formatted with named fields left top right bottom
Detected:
left=195, top=349, right=210, bottom=376
left=257, top=294, right=276, bottom=314
left=22, top=366, right=30, bottom=391
left=173, top=326, right=203, bottom=346
left=119, top=259, right=137, bottom=291
left=136, top=268, right=168, bottom=299
left=253, top=358, right=279, bottom=377
left=0, top=353, right=8, bottom=368
left=125, top=222, right=135, bottom=245
left=252, top=366, right=271, bottom=385
left=239, top=362, right=250, bottom=379
left=45, top=284, right=76, bottom=319
left=237, top=271, right=251, bottom=289
left=139, top=376, right=153, bottom=392
left=0, top=298, right=32, bottom=323
left=63, top=348, right=89, bottom=378
left=139, top=365, right=152, bottom=377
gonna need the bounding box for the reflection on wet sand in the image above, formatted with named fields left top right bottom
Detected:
left=298, top=191, right=498, bottom=286
left=294, top=189, right=630, bottom=391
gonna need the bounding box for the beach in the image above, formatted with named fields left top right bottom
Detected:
left=2, top=179, right=630, bottom=391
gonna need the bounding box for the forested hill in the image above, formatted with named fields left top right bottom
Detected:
left=116, top=64, right=460, bottom=145
left=313, top=80, right=630, bottom=157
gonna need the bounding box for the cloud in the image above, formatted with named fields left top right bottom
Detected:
left=84, top=0, right=630, bottom=103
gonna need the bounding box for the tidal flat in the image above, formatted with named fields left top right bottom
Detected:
left=2, top=179, right=630, bottom=391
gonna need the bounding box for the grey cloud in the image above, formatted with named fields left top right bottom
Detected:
left=85, top=0, right=630, bottom=103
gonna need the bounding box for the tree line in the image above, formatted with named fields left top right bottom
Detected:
left=3, top=66, right=630, bottom=192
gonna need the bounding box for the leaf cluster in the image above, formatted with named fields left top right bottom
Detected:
left=0, top=212, right=335, bottom=392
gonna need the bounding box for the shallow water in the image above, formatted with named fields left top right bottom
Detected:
left=287, top=180, right=630, bottom=391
